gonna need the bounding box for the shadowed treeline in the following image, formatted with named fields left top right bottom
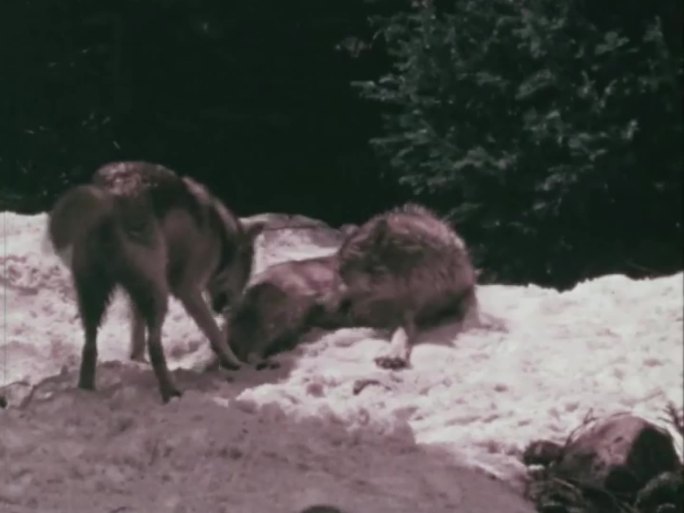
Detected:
left=1, top=0, right=406, bottom=224
left=1, top=0, right=681, bottom=289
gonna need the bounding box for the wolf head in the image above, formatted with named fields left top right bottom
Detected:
left=226, top=280, right=295, bottom=362
left=206, top=216, right=267, bottom=314
left=227, top=255, right=344, bottom=362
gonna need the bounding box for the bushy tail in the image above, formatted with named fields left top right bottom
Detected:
left=46, top=185, right=113, bottom=268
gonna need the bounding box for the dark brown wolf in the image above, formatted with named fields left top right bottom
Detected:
left=47, top=161, right=265, bottom=402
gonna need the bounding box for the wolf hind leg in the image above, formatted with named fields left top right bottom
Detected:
left=73, top=263, right=115, bottom=391
left=118, top=234, right=180, bottom=403
left=126, top=280, right=180, bottom=403
left=374, top=311, right=417, bottom=370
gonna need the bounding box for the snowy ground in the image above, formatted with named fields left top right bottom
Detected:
left=1, top=211, right=682, bottom=513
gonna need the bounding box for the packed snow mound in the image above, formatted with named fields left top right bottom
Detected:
left=0, top=363, right=534, bottom=513
left=1, top=211, right=682, bottom=510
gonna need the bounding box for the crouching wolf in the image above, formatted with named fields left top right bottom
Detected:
left=328, top=203, right=478, bottom=370
left=47, top=161, right=265, bottom=402
left=228, top=204, right=478, bottom=370
left=228, top=254, right=343, bottom=364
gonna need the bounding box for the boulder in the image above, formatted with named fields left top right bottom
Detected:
left=524, top=412, right=682, bottom=512
left=553, top=413, right=680, bottom=498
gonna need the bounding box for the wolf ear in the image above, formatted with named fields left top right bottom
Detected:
left=242, top=219, right=268, bottom=243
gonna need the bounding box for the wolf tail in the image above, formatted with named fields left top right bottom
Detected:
left=46, top=185, right=113, bottom=268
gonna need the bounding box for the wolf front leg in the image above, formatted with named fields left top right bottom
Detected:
left=126, top=280, right=181, bottom=403
left=374, top=311, right=417, bottom=370
left=78, top=325, right=100, bottom=390
left=177, top=288, right=242, bottom=369
left=146, top=313, right=181, bottom=403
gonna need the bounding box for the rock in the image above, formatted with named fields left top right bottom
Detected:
left=242, top=212, right=345, bottom=260
left=524, top=413, right=683, bottom=512
left=527, top=413, right=682, bottom=505
left=240, top=212, right=331, bottom=231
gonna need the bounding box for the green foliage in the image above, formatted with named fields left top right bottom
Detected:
left=355, top=0, right=682, bottom=287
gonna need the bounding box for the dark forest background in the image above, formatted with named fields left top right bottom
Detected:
left=1, top=0, right=682, bottom=289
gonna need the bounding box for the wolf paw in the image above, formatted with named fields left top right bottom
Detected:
left=374, top=356, right=410, bottom=370
left=218, top=357, right=241, bottom=371
left=162, top=387, right=183, bottom=404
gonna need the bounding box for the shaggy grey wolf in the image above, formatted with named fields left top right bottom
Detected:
left=47, top=161, right=265, bottom=402
left=331, top=203, right=478, bottom=369
left=229, top=203, right=478, bottom=370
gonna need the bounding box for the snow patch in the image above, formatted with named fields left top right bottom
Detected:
left=1, top=210, right=682, bottom=511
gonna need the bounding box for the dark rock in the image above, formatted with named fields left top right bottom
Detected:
left=553, top=413, right=680, bottom=501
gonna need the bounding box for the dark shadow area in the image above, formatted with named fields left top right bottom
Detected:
left=1, top=0, right=680, bottom=289
left=0, top=0, right=408, bottom=226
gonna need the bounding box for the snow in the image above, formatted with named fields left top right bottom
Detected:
left=1, top=211, right=682, bottom=513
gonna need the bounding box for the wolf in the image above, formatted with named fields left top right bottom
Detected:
left=47, top=161, right=265, bottom=402
left=229, top=204, right=478, bottom=370
left=228, top=254, right=343, bottom=364
left=326, top=203, right=479, bottom=370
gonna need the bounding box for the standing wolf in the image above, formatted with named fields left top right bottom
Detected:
left=228, top=204, right=478, bottom=370
left=47, top=161, right=265, bottom=402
